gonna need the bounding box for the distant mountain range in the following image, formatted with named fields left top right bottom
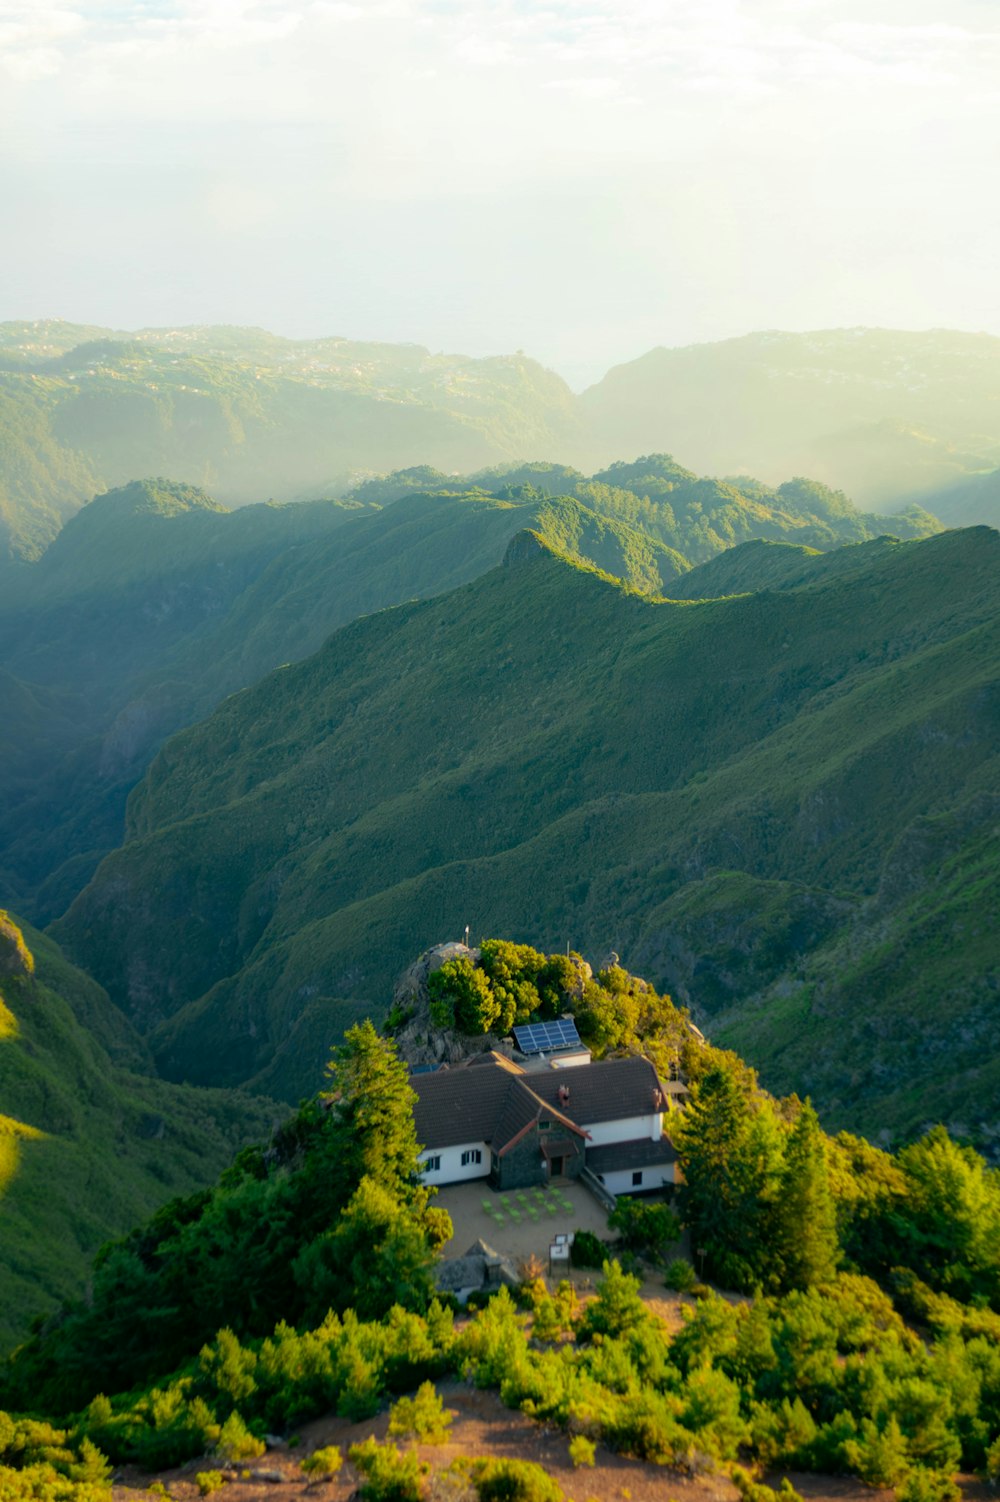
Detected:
left=2, top=321, right=1000, bottom=561
left=581, top=328, right=1000, bottom=511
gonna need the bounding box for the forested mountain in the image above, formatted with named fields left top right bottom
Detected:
left=50, top=526, right=999, bottom=1146
left=0, top=321, right=580, bottom=560
left=0, top=910, right=276, bottom=1344
left=1, top=459, right=931, bottom=922
left=580, top=329, right=1000, bottom=508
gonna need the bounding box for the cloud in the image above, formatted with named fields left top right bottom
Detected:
left=0, top=5, right=86, bottom=79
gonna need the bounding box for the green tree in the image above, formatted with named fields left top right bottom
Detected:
left=321, top=1021, right=423, bottom=1195
left=427, top=959, right=501, bottom=1035
left=677, top=1066, right=784, bottom=1290
left=773, top=1102, right=839, bottom=1290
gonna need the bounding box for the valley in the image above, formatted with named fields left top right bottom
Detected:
left=0, top=324, right=996, bottom=1502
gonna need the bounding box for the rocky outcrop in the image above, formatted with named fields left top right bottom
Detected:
left=389, top=941, right=512, bottom=1068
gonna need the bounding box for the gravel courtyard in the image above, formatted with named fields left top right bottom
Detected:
left=433, top=1178, right=615, bottom=1275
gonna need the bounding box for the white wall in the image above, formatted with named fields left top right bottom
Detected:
left=419, top=1142, right=490, bottom=1186
left=583, top=1112, right=663, bottom=1146
left=598, top=1160, right=677, bottom=1197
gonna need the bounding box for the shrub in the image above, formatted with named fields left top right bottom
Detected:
left=0, top=1463, right=110, bottom=1501
left=663, top=1258, right=697, bottom=1292
left=986, top=1434, right=1000, bottom=1484
left=388, top=1383, right=453, bottom=1444
left=569, top=1231, right=605, bottom=1269
left=471, top=1457, right=564, bottom=1502
left=608, top=1199, right=680, bottom=1260
left=568, top=1435, right=596, bottom=1468
left=897, top=1471, right=961, bottom=1502
left=215, top=1411, right=265, bottom=1463
left=196, top=1473, right=227, bottom=1497
left=730, top=1466, right=804, bottom=1502
left=69, top=1438, right=112, bottom=1485
left=301, top=1446, right=344, bottom=1482
left=348, top=1436, right=428, bottom=1502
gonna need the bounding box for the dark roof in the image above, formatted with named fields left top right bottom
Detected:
left=586, top=1137, right=677, bottom=1174
left=411, top=1053, right=667, bottom=1153
left=527, top=1055, right=665, bottom=1126
left=465, top=1050, right=524, bottom=1074
left=411, top=1066, right=515, bottom=1149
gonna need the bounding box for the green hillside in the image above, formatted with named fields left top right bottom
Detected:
left=669, top=535, right=906, bottom=599
left=0, top=321, right=582, bottom=560
left=580, top=329, right=1000, bottom=507
left=1, top=457, right=933, bottom=923
left=51, top=527, right=1000, bottom=1144
left=0, top=911, right=278, bottom=1346
left=0, top=481, right=684, bottom=918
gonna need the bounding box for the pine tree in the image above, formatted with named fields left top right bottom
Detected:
left=678, top=1065, right=784, bottom=1290
left=321, top=1019, right=422, bottom=1196
left=774, top=1100, right=839, bottom=1290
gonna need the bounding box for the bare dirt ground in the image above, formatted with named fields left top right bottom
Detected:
left=113, top=1378, right=741, bottom=1502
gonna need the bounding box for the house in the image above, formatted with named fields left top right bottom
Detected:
left=410, top=1051, right=677, bottom=1196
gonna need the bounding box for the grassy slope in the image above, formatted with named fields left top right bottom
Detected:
left=51, top=528, right=1000, bottom=1140
left=0, top=913, right=279, bottom=1347
left=0, top=484, right=689, bottom=919
left=667, top=536, right=907, bottom=598
left=6, top=457, right=922, bottom=923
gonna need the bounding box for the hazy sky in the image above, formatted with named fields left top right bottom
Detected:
left=2, top=0, right=999, bottom=385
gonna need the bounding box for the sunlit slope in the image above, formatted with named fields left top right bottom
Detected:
left=667, top=535, right=909, bottom=598
left=53, top=527, right=1000, bottom=1136
left=0, top=911, right=277, bottom=1347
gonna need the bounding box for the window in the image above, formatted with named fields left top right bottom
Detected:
left=632, top=1170, right=643, bottom=1186
left=424, top=1155, right=441, bottom=1172
left=461, top=1148, right=482, bottom=1166
left=538, top=1119, right=551, bottom=1132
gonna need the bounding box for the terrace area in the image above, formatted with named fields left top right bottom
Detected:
left=433, top=1178, right=615, bottom=1275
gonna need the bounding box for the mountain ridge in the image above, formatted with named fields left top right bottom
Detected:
left=50, top=526, right=1000, bottom=1142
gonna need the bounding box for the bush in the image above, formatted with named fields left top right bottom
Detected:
left=471, top=1457, right=564, bottom=1502
left=388, top=1383, right=453, bottom=1444
left=196, top=1473, right=227, bottom=1497
left=0, top=1463, right=110, bottom=1501
left=608, top=1199, right=680, bottom=1260
left=897, top=1471, right=961, bottom=1502
left=730, top=1466, right=804, bottom=1502
left=301, top=1446, right=343, bottom=1482
left=348, top=1437, right=428, bottom=1502
left=663, top=1258, right=697, bottom=1292
left=568, top=1435, right=595, bottom=1468
left=215, top=1411, right=265, bottom=1463
left=569, top=1231, right=605, bottom=1269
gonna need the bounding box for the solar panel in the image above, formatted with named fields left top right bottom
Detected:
left=512, top=1018, right=582, bottom=1055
